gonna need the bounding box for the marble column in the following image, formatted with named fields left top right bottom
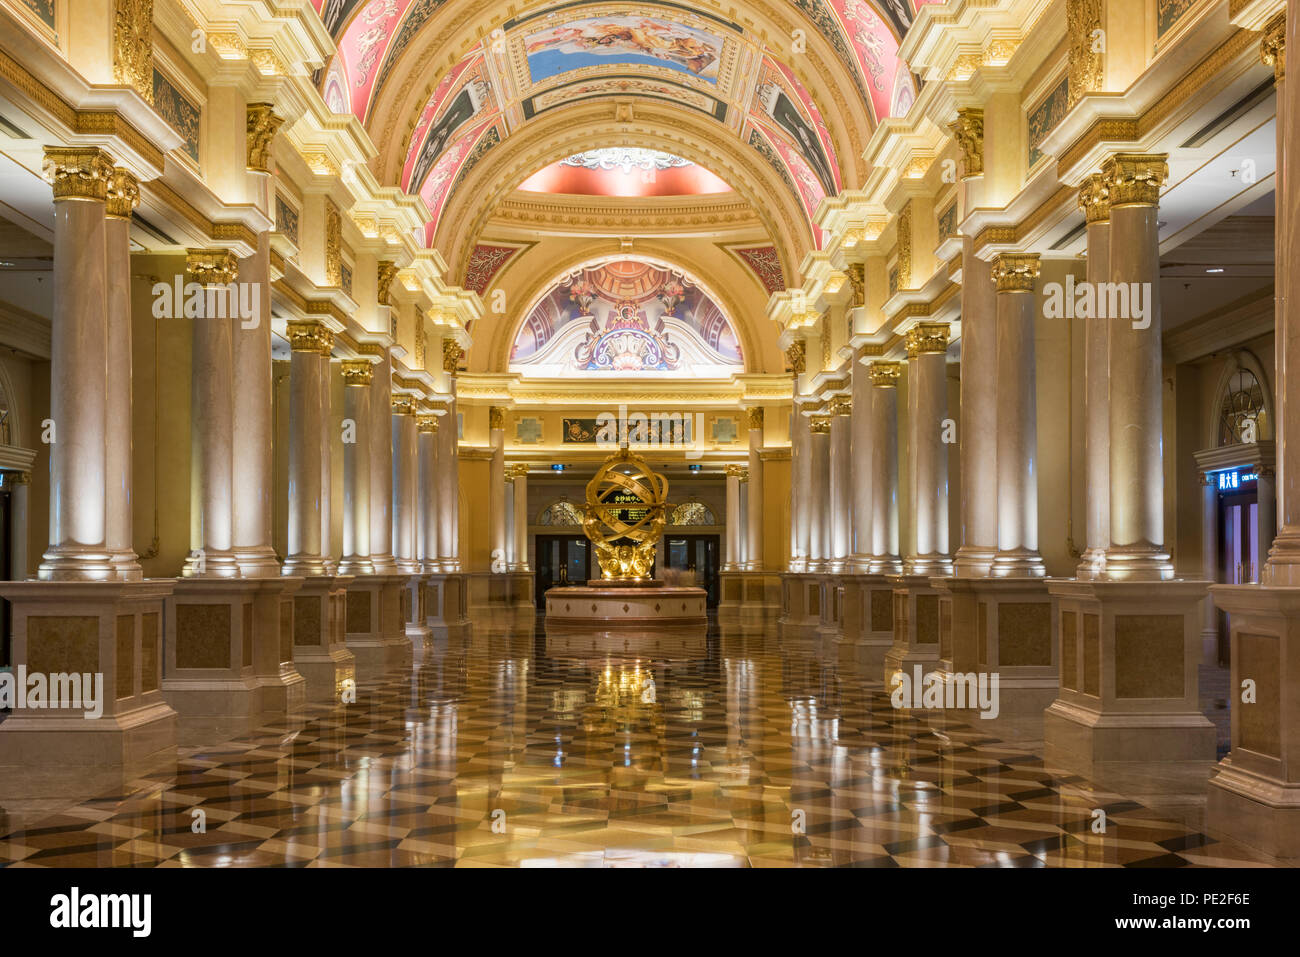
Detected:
left=1102, top=154, right=1172, bottom=580
left=38, top=148, right=113, bottom=581
left=850, top=354, right=873, bottom=571
left=737, top=475, right=749, bottom=567
left=232, top=232, right=279, bottom=577
left=868, top=362, right=902, bottom=573
left=438, top=343, right=462, bottom=571
left=184, top=249, right=240, bottom=578
left=1259, top=466, right=1277, bottom=580
left=791, top=407, right=812, bottom=570
left=339, top=360, right=373, bottom=575
left=809, top=415, right=831, bottom=570
left=418, top=415, right=440, bottom=571
left=104, top=168, right=141, bottom=580
left=489, top=407, right=507, bottom=572
left=990, top=253, right=1045, bottom=577
left=392, top=396, right=419, bottom=573
left=829, top=397, right=852, bottom=568
left=745, top=408, right=764, bottom=570
left=368, top=349, right=396, bottom=573
left=1200, top=470, right=1219, bottom=657
left=318, top=349, right=335, bottom=574
left=954, top=238, right=998, bottom=577
left=8, top=472, right=29, bottom=579
left=725, top=464, right=743, bottom=570
left=282, top=321, right=332, bottom=576
left=905, top=323, right=951, bottom=575
left=511, top=464, right=530, bottom=571
left=1078, top=175, right=1112, bottom=576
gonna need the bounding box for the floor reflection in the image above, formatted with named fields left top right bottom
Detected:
left=0, top=613, right=1276, bottom=867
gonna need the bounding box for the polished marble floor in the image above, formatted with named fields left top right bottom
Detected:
left=0, top=614, right=1276, bottom=867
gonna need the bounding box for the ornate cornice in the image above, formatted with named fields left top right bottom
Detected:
left=105, top=167, right=140, bottom=219
left=991, top=253, right=1042, bottom=293
left=1077, top=173, right=1111, bottom=223
left=341, top=359, right=373, bottom=386
left=905, top=322, right=950, bottom=358
left=246, top=103, right=283, bottom=172
left=869, top=361, right=902, bottom=385
left=1102, top=153, right=1169, bottom=207
left=185, top=248, right=238, bottom=287
left=949, top=108, right=984, bottom=179
left=42, top=147, right=113, bottom=201
left=287, top=320, right=333, bottom=355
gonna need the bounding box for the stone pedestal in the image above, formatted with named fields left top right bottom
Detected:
left=290, top=575, right=355, bottom=701
left=249, top=577, right=306, bottom=713
left=936, top=578, right=1057, bottom=712
left=544, top=584, right=707, bottom=628
left=883, top=574, right=945, bottom=685
left=778, top=572, right=821, bottom=635
left=344, top=574, right=406, bottom=679
left=834, top=574, right=895, bottom=670
left=0, top=581, right=176, bottom=768
left=401, top=573, right=427, bottom=665
left=718, top=570, right=780, bottom=623
left=161, top=580, right=265, bottom=717
left=815, top=574, right=844, bottom=641
left=1044, top=580, right=1215, bottom=772
left=1204, top=585, right=1300, bottom=860
left=425, top=572, right=472, bottom=639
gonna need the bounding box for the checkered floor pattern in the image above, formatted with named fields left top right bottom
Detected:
left=0, top=617, right=1274, bottom=867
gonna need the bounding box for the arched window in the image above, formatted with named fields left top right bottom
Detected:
left=537, top=500, right=584, bottom=526
left=669, top=501, right=715, bottom=526
left=1218, top=367, right=1267, bottom=446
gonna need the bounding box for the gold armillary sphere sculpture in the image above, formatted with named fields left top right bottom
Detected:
left=582, top=447, right=670, bottom=582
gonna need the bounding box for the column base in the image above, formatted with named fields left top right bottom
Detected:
left=990, top=548, right=1046, bottom=578
left=234, top=546, right=282, bottom=579
left=344, top=573, right=407, bottom=680
left=1044, top=578, right=1215, bottom=775
left=833, top=574, right=895, bottom=671
left=290, top=575, right=355, bottom=701
left=718, top=571, right=780, bottom=623
left=952, top=546, right=995, bottom=578
left=37, top=545, right=116, bottom=582
left=1207, top=759, right=1300, bottom=861
left=883, top=574, right=945, bottom=686
left=162, top=579, right=264, bottom=717
left=182, top=549, right=243, bottom=579
left=425, top=572, right=473, bottom=640
left=466, top=570, right=535, bottom=617
left=109, top=551, right=143, bottom=582
left=778, top=573, right=822, bottom=635
left=0, top=580, right=177, bottom=768
left=246, top=577, right=306, bottom=714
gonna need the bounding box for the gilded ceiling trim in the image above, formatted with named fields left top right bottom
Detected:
left=145, top=178, right=260, bottom=251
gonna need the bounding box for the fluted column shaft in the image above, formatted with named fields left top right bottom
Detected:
left=283, top=322, right=331, bottom=575
left=955, top=238, right=998, bottom=576
left=233, top=232, right=278, bottom=576
left=104, top=169, right=140, bottom=580
left=319, top=351, right=335, bottom=574
left=368, top=350, right=395, bottom=572
left=339, top=361, right=373, bottom=574
left=991, top=254, right=1045, bottom=577
left=745, top=410, right=764, bottom=570
left=437, top=386, right=460, bottom=570
left=1103, top=154, right=1172, bottom=580
left=1080, top=174, right=1112, bottom=576
left=829, top=400, right=852, bottom=566
left=850, top=356, right=873, bottom=570
left=868, top=363, right=901, bottom=572
left=9, top=473, right=29, bottom=580
left=418, top=417, right=439, bottom=570
left=725, top=466, right=742, bottom=570
left=792, top=407, right=812, bottom=569
left=809, top=417, right=831, bottom=567
left=489, top=408, right=507, bottom=571
left=392, top=398, right=419, bottom=573
left=512, top=466, right=529, bottom=571
left=905, top=324, right=951, bottom=575
left=39, top=149, right=112, bottom=581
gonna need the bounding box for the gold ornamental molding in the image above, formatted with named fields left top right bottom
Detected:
left=341, top=359, right=373, bottom=385
left=808, top=416, right=831, bottom=435
left=785, top=340, right=806, bottom=375
left=146, top=177, right=260, bottom=251
left=325, top=201, right=343, bottom=287
left=1077, top=173, right=1111, bottom=223
left=949, top=109, right=984, bottom=179
left=377, top=261, right=400, bottom=306
left=113, top=0, right=154, bottom=105
left=488, top=406, right=506, bottom=430
left=1261, top=12, right=1285, bottom=81
left=868, top=361, right=902, bottom=385
left=185, top=248, right=238, bottom=287
left=847, top=262, right=865, bottom=308
left=418, top=415, right=440, bottom=434
left=896, top=202, right=913, bottom=290
left=106, top=167, right=140, bottom=219
left=442, top=339, right=464, bottom=374
left=391, top=395, right=417, bottom=416
left=272, top=280, right=352, bottom=327
left=991, top=253, right=1042, bottom=293
left=1102, top=153, right=1169, bottom=207
left=830, top=396, right=852, bottom=416
left=489, top=196, right=761, bottom=230
left=246, top=104, right=283, bottom=172
left=747, top=407, right=764, bottom=431
left=972, top=185, right=1076, bottom=256
left=42, top=147, right=114, bottom=201
left=1066, top=0, right=1104, bottom=108
left=287, top=320, right=334, bottom=355
left=905, top=322, right=950, bottom=358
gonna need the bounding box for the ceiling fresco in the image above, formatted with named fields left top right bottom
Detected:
left=510, top=258, right=743, bottom=377
left=311, top=0, right=920, bottom=250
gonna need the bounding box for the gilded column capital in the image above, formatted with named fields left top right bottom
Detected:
left=725, top=464, right=748, bottom=479
left=7, top=471, right=31, bottom=485
left=785, top=339, right=806, bottom=374
left=1077, top=172, right=1111, bottom=223
left=1262, top=12, right=1285, bottom=82
left=246, top=103, right=283, bottom=172
left=948, top=108, right=984, bottom=178
left=287, top=320, right=333, bottom=354
left=831, top=396, right=853, bottom=416
left=340, top=359, right=373, bottom=385
left=442, top=338, right=464, bottom=374
left=42, top=148, right=114, bottom=201
left=114, top=0, right=154, bottom=104
left=808, top=415, right=831, bottom=435
left=868, top=361, right=902, bottom=385
left=905, top=322, right=950, bottom=358
left=489, top=406, right=506, bottom=430
left=391, top=395, right=416, bottom=416
left=506, top=463, right=529, bottom=478
left=377, top=260, right=399, bottom=306
left=991, top=253, right=1042, bottom=293
left=105, top=168, right=140, bottom=219
left=1101, top=153, right=1169, bottom=207
left=185, top=248, right=238, bottom=287
left=747, top=407, right=764, bottom=431
left=417, top=414, right=439, bottom=433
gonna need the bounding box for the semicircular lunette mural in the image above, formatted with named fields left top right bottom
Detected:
left=510, top=259, right=743, bottom=377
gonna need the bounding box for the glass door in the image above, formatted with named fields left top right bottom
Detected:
left=656, top=534, right=720, bottom=606
left=534, top=535, right=591, bottom=606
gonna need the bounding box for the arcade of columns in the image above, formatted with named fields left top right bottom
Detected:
left=770, top=2, right=1300, bottom=856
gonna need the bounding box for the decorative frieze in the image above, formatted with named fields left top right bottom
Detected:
left=114, top=0, right=154, bottom=104
left=1067, top=0, right=1104, bottom=107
